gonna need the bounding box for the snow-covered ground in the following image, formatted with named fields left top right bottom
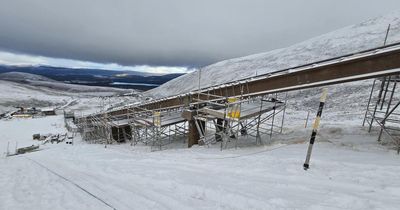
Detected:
left=0, top=116, right=67, bottom=153
left=0, top=77, right=139, bottom=115
left=1, top=106, right=400, bottom=210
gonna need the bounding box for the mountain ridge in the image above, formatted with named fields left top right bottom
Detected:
left=0, top=65, right=184, bottom=90
left=146, top=10, right=400, bottom=98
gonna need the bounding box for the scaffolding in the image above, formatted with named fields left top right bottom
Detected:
left=75, top=91, right=287, bottom=151
left=363, top=75, right=400, bottom=153
left=77, top=113, right=114, bottom=145
left=127, top=109, right=188, bottom=151
left=75, top=77, right=287, bottom=150
left=76, top=107, right=188, bottom=150
left=193, top=93, right=287, bottom=150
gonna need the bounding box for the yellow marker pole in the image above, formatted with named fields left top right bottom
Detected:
left=303, top=88, right=328, bottom=170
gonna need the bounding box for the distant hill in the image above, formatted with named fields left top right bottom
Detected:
left=0, top=72, right=56, bottom=82
left=0, top=72, right=132, bottom=94
left=0, top=65, right=185, bottom=90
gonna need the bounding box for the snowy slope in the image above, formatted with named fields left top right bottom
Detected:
left=0, top=79, right=138, bottom=114
left=1, top=112, right=400, bottom=210
left=0, top=71, right=56, bottom=82
left=147, top=11, right=400, bottom=98
left=0, top=72, right=133, bottom=93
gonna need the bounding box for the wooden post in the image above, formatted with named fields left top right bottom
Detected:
left=188, top=119, right=200, bottom=147
left=182, top=109, right=200, bottom=148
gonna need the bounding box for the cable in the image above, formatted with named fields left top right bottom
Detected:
left=25, top=157, right=117, bottom=210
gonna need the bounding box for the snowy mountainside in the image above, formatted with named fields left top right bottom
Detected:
left=147, top=11, right=400, bottom=98
left=0, top=71, right=56, bottom=82
left=0, top=79, right=139, bottom=114
left=0, top=72, right=132, bottom=93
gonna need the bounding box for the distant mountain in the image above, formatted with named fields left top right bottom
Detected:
left=0, top=65, right=185, bottom=90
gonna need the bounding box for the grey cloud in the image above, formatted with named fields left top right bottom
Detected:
left=0, top=0, right=399, bottom=68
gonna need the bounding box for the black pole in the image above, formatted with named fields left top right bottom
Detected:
left=384, top=24, right=391, bottom=46
left=303, top=88, right=328, bottom=170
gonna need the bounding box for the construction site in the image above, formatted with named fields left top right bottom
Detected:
left=73, top=41, right=400, bottom=154
left=4, top=6, right=400, bottom=209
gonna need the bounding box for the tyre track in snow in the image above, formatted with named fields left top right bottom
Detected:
left=25, top=157, right=117, bottom=210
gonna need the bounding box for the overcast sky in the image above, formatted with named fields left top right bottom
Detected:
left=0, top=0, right=400, bottom=73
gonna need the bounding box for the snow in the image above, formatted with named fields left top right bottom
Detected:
left=0, top=79, right=139, bottom=114
left=0, top=72, right=131, bottom=93
left=0, top=116, right=66, bottom=153
left=1, top=115, right=400, bottom=209
left=0, top=72, right=56, bottom=82
left=147, top=10, right=400, bottom=99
